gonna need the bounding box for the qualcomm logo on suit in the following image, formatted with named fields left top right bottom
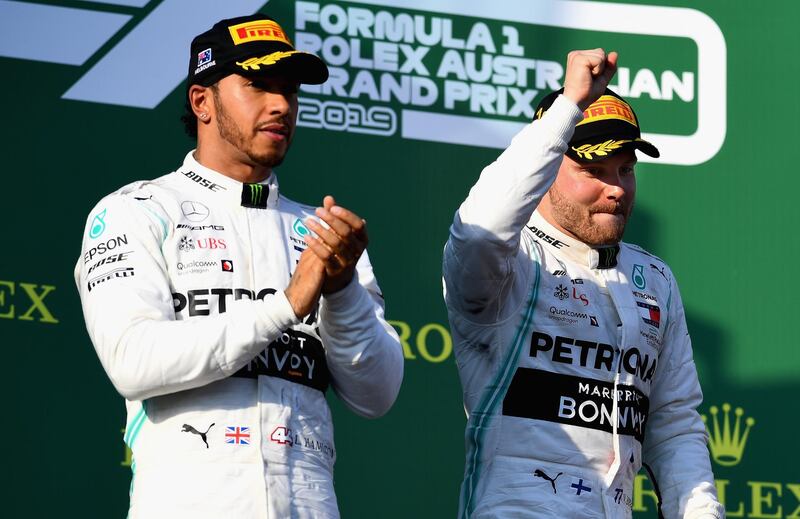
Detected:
left=0, top=0, right=726, bottom=165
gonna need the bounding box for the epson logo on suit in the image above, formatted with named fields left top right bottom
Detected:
left=83, top=234, right=129, bottom=263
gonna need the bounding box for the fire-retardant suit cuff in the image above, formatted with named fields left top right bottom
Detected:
left=540, top=94, right=585, bottom=145
left=256, top=290, right=300, bottom=339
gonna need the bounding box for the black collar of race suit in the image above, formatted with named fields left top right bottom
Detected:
left=526, top=210, right=620, bottom=269
left=241, top=183, right=269, bottom=208
left=596, top=245, right=620, bottom=269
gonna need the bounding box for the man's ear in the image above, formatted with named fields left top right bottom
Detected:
left=189, top=84, right=213, bottom=121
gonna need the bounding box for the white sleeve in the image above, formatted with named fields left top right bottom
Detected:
left=318, top=251, right=403, bottom=418
left=642, top=279, right=724, bottom=519
left=74, top=194, right=299, bottom=401
left=442, top=95, right=583, bottom=323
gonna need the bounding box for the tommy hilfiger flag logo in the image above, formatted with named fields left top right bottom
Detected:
left=225, top=426, right=250, bottom=445
left=636, top=301, right=660, bottom=328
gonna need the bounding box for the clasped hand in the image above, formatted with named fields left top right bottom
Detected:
left=284, top=196, right=368, bottom=318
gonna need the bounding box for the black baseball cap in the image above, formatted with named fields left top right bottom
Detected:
left=188, top=14, right=328, bottom=87
left=535, top=88, right=659, bottom=163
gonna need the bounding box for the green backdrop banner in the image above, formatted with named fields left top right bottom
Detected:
left=2, top=0, right=797, bottom=516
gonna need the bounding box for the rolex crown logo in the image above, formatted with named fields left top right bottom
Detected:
left=701, top=403, right=755, bottom=467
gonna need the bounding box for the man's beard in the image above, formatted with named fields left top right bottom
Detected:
left=547, top=186, right=632, bottom=246
left=213, top=89, right=291, bottom=168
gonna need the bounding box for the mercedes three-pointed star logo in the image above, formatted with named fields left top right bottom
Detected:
left=181, top=201, right=210, bottom=222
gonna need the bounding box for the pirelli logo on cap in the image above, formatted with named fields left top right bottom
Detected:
left=577, top=95, right=638, bottom=127
left=228, top=20, right=291, bottom=46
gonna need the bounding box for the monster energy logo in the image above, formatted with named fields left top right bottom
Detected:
left=242, top=183, right=268, bottom=208
left=597, top=245, right=619, bottom=269
left=250, top=184, right=264, bottom=204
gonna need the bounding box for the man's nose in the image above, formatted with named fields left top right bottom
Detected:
left=605, top=176, right=626, bottom=199
left=268, top=93, right=292, bottom=115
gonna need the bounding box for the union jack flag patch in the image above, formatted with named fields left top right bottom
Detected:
left=225, top=426, right=250, bottom=445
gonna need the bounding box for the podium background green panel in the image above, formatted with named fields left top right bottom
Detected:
left=1, top=0, right=797, bottom=516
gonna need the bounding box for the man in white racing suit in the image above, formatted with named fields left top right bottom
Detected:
left=74, top=14, right=403, bottom=518
left=443, top=49, right=723, bottom=518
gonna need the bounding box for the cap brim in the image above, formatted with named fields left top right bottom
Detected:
left=235, top=51, right=328, bottom=84
left=630, top=138, right=660, bottom=159
left=567, top=137, right=660, bottom=163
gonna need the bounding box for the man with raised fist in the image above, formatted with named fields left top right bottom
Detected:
left=443, top=49, right=723, bottom=518
left=75, top=13, right=403, bottom=519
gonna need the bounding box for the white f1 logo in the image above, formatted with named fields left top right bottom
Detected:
left=0, top=0, right=268, bottom=108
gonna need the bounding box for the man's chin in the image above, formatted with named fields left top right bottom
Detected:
left=580, top=216, right=626, bottom=246
left=586, top=227, right=626, bottom=246
left=249, top=149, right=287, bottom=169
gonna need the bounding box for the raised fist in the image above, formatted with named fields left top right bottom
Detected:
left=563, top=48, right=618, bottom=111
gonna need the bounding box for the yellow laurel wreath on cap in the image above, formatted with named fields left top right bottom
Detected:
left=572, top=139, right=632, bottom=160
left=236, top=51, right=298, bottom=71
